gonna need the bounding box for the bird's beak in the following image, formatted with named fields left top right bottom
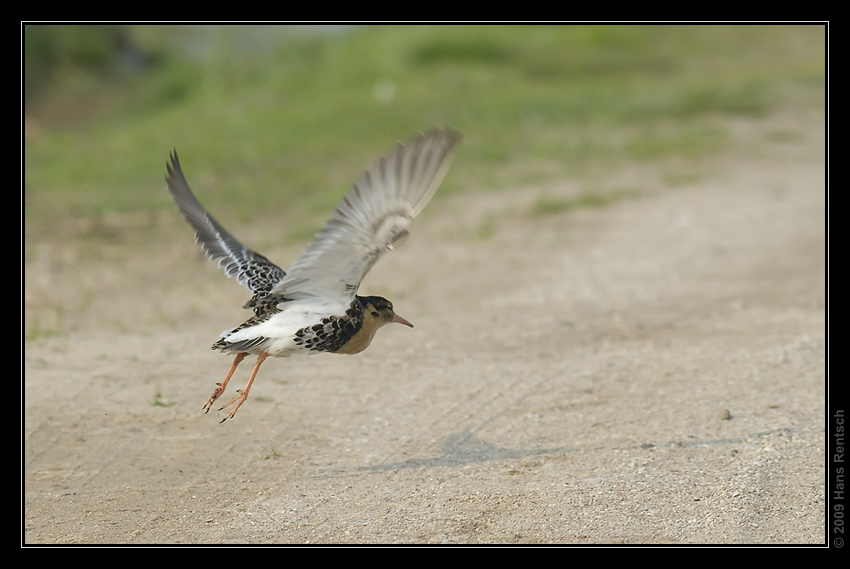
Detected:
left=393, top=314, right=414, bottom=327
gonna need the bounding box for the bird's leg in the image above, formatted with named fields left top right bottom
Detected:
left=203, top=352, right=247, bottom=413
left=219, top=352, right=269, bottom=422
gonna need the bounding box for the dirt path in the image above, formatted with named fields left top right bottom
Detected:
left=24, top=113, right=825, bottom=544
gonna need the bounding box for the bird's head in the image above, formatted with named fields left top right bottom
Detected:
left=358, top=296, right=413, bottom=329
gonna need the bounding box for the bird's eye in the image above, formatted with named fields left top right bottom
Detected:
left=371, top=311, right=379, bottom=317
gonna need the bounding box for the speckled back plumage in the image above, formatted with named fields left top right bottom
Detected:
left=293, top=300, right=364, bottom=353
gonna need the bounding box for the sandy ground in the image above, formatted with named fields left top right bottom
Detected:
left=24, top=112, right=826, bottom=544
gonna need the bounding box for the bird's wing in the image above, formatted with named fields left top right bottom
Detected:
left=267, top=128, right=462, bottom=305
left=166, top=151, right=285, bottom=297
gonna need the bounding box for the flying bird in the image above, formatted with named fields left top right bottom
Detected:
left=166, top=128, right=462, bottom=421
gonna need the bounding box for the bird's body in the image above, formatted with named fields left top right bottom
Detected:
left=214, top=294, right=404, bottom=357
left=166, top=129, right=461, bottom=421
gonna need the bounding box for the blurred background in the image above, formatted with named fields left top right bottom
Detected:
left=23, top=25, right=827, bottom=544
left=23, top=24, right=825, bottom=337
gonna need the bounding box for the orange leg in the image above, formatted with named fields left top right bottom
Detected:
left=219, top=352, right=269, bottom=422
left=202, top=352, right=247, bottom=414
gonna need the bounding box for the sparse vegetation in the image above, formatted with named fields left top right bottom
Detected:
left=23, top=25, right=825, bottom=340
left=530, top=188, right=642, bottom=215
left=24, top=25, right=825, bottom=234
left=151, top=389, right=176, bottom=407
left=264, top=448, right=282, bottom=460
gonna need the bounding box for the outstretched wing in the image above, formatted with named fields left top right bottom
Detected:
left=165, top=151, right=285, bottom=298
left=266, top=128, right=462, bottom=306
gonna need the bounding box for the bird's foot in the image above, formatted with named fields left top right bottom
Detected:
left=202, top=352, right=248, bottom=415
left=202, top=383, right=225, bottom=414
left=218, top=389, right=250, bottom=422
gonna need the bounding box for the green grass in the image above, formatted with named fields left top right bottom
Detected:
left=531, top=188, right=642, bottom=216
left=150, top=389, right=176, bottom=407
left=24, top=24, right=825, bottom=240
left=24, top=318, right=63, bottom=342
left=264, top=448, right=282, bottom=460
